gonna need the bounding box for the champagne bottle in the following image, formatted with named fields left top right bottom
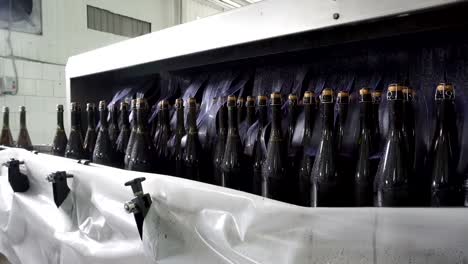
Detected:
left=51, top=104, right=68, bottom=156
left=213, top=97, right=227, bottom=186
left=371, top=91, right=382, bottom=153
left=0, top=107, right=14, bottom=146
left=354, top=88, right=375, bottom=206
left=16, top=106, right=33, bottom=150
left=243, top=96, right=256, bottom=192
left=252, top=95, right=267, bottom=195
left=262, top=92, right=287, bottom=201
left=311, top=88, right=338, bottom=207
left=298, top=91, right=317, bottom=206
left=183, top=97, right=202, bottom=181
left=154, top=100, right=172, bottom=174
left=115, top=102, right=130, bottom=168
left=237, top=96, right=245, bottom=126
left=174, top=98, right=186, bottom=178
left=246, top=96, right=256, bottom=127
left=128, top=98, right=154, bottom=172
left=83, top=103, right=97, bottom=159
left=76, top=104, right=84, bottom=139
left=286, top=94, right=300, bottom=203
left=430, top=83, right=462, bottom=206
left=93, top=100, right=113, bottom=165
left=374, top=84, right=410, bottom=207
left=124, top=99, right=137, bottom=169
left=335, top=91, right=352, bottom=205
left=220, top=95, right=244, bottom=190
left=65, top=103, right=84, bottom=159
left=108, top=104, right=120, bottom=149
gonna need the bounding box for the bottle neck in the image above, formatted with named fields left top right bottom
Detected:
left=321, top=102, right=334, bottom=131
left=110, top=109, right=118, bottom=125
left=87, top=111, right=96, bottom=129
left=258, top=106, right=267, bottom=127
left=304, top=104, right=313, bottom=136
left=57, top=111, right=64, bottom=130
left=2, top=112, right=9, bottom=129
left=246, top=106, right=255, bottom=126
left=218, top=105, right=227, bottom=132
left=176, top=107, right=185, bottom=133
left=436, top=100, right=456, bottom=130
left=228, top=106, right=238, bottom=134
left=336, top=103, right=348, bottom=126
left=188, top=107, right=197, bottom=132
left=121, top=109, right=129, bottom=128
left=271, top=104, right=282, bottom=136
left=71, top=110, right=79, bottom=129
left=159, top=108, right=170, bottom=128
left=288, top=103, right=298, bottom=130
left=388, top=99, right=403, bottom=131
left=20, top=111, right=27, bottom=129
left=360, top=101, right=372, bottom=131
left=100, top=110, right=108, bottom=129
left=237, top=105, right=245, bottom=125
left=137, top=108, right=148, bottom=131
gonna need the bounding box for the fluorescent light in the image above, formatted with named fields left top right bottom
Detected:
left=220, top=0, right=242, bottom=8
left=245, top=0, right=262, bottom=3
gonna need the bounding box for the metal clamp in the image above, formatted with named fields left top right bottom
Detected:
left=3, top=159, right=29, bottom=193
left=124, top=177, right=152, bottom=239
left=46, top=171, right=73, bottom=208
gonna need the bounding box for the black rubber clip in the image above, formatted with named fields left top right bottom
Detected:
left=77, top=159, right=91, bottom=165
left=3, top=159, right=29, bottom=193
left=124, top=177, right=152, bottom=239
left=46, top=171, right=73, bottom=208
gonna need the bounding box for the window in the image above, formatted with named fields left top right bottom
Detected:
left=0, top=0, right=42, bottom=34
left=87, top=5, right=151, bottom=38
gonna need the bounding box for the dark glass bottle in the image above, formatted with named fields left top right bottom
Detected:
left=243, top=96, right=256, bottom=192
left=311, top=88, right=338, bottom=207
left=128, top=98, right=154, bottom=172
left=76, top=104, right=84, bottom=139
left=246, top=96, right=256, bottom=127
left=402, top=87, right=416, bottom=169
left=183, top=97, right=202, bottom=181
left=154, top=100, right=172, bottom=175
left=286, top=94, right=300, bottom=203
left=354, top=88, right=375, bottom=206
left=374, top=84, right=410, bottom=207
left=371, top=91, right=382, bottom=153
left=93, top=100, right=113, bottom=165
left=174, top=98, right=186, bottom=178
left=65, top=103, right=84, bottom=159
left=237, top=97, right=245, bottom=126
left=51, top=104, right=68, bottom=156
left=252, top=95, right=268, bottom=195
left=213, top=97, right=227, bottom=186
left=262, top=92, right=287, bottom=201
left=220, top=95, right=244, bottom=190
left=430, top=83, right=462, bottom=206
left=108, top=104, right=120, bottom=149
left=298, top=91, right=317, bottom=206
left=115, top=102, right=130, bottom=168
left=124, top=99, right=137, bottom=169
left=0, top=107, right=14, bottom=146
left=335, top=91, right=352, bottom=206
left=16, top=106, right=33, bottom=150
left=83, top=103, right=97, bottom=159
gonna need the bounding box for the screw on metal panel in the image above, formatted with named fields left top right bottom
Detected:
left=333, top=13, right=340, bottom=20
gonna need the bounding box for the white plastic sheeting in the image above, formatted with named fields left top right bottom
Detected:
left=0, top=148, right=468, bottom=264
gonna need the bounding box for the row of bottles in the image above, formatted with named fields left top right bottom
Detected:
left=0, top=106, right=33, bottom=150
left=46, top=82, right=466, bottom=207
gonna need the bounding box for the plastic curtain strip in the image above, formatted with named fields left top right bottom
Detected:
left=0, top=148, right=467, bottom=264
